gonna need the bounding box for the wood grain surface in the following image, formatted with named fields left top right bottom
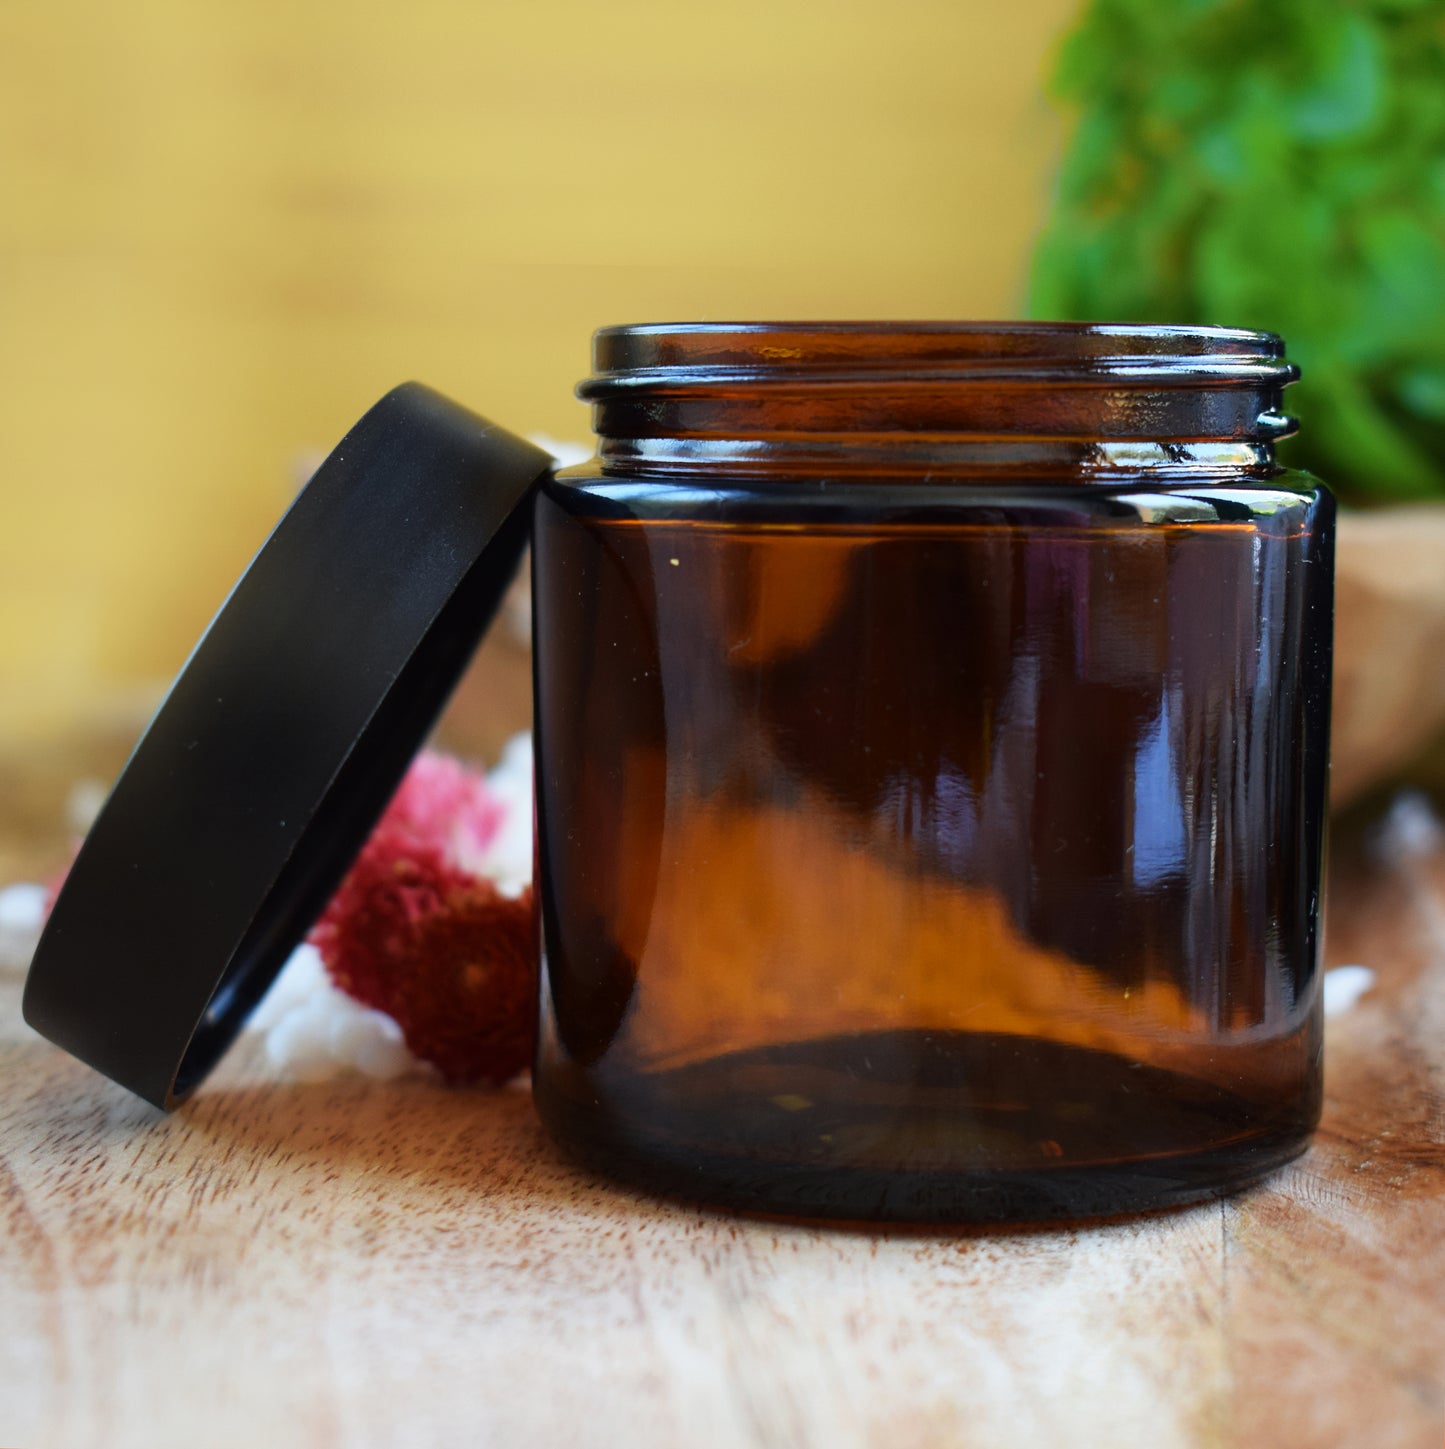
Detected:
left=1, top=784, right=1442, bottom=1449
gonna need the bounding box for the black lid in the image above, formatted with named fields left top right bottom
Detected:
left=23, top=383, right=552, bottom=1109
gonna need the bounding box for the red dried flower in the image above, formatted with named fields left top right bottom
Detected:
left=308, top=751, right=538, bottom=1084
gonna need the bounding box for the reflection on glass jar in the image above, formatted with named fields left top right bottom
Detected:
left=532, top=323, right=1333, bottom=1223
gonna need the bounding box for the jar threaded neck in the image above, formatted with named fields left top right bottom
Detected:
left=577, top=322, right=1298, bottom=480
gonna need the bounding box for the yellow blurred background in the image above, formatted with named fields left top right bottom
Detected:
left=0, top=0, right=1076, bottom=744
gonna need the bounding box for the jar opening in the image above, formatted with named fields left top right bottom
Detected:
left=584, top=320, right=1294, bottom=385
left=576, top=321, right=1299, bottom=480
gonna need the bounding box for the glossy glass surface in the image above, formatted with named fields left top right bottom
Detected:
left=532, top=477, right=1332, bottom=1221
left=531, top=323, right=1333, bottom=1223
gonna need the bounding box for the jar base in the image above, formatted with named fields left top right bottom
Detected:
left=534, top=1029, right=1316, bottom=1224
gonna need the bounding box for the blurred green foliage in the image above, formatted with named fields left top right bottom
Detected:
left=1029, top=0, right=1445, bottom=502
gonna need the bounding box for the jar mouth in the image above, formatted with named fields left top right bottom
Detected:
left=580, top=321, right=1298, bottom=395
left=576, top=321, right=1300, bottom=477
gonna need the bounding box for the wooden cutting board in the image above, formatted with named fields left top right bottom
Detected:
left=0, top=793, right=1442, bottom=1449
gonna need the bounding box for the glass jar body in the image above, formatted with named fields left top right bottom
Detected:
left=531, top=468, right=1333, bottom=1222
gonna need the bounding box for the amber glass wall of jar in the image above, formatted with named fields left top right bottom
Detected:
left=531, top=323, right=1334, bottom=1223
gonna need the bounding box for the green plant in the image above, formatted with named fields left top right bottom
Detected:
left=1029, top=0, right=1445, bottom=502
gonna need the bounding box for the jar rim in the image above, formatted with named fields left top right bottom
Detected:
left=577, top=321, right=1300, bottom=473
left=581, top=320, right=1296, bottom=400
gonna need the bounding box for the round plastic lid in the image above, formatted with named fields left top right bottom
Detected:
left=23, top=383, right=553, bottom=1108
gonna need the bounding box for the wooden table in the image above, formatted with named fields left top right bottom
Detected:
left=1, top=742, right=1441, bottom=1449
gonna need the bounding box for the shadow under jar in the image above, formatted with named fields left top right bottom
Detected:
left=531, top=322, right=1334, bottom=1224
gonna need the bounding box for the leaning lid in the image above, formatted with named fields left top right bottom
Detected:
left=23, top=383, right=552, bottom=1109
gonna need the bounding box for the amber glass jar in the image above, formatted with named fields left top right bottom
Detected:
left=530, top=322, right=1333, bottom=1223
